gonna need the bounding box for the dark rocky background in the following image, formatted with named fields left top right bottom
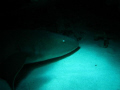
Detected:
left=1, top=0, right=120, bottom=36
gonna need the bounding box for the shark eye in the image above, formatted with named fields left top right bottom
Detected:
left=62, top=39, right=65, bottom=42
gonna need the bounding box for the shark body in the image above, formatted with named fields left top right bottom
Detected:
left=0, top=30, right=79, bottom=90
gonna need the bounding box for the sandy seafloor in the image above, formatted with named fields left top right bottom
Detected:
left=0, top=29, right=120, bottom=90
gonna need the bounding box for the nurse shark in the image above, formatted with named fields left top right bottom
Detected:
left=0, top=30, right=79, bottom=90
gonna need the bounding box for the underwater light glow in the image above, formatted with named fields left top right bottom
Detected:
left=35, top=43, right=120, bottom=90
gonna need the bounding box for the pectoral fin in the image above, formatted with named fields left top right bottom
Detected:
left=0, top=53, right=27, bottom=90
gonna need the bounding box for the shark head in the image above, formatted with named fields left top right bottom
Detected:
left=22, top=30, right=79, bottom=64
left=1, top=30, right=79, bottom=64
